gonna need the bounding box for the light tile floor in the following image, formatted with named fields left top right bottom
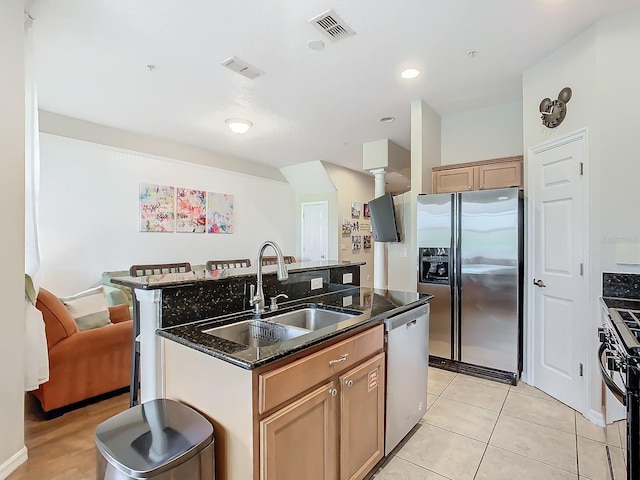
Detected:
left=373, top=367, right=627, bottom=480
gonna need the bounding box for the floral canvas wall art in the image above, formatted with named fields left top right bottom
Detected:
left=207, top=192, right=234, bottom=234
left=139, top=183, right=175, bottom=232
left=176, top=188, right=207, bottom=233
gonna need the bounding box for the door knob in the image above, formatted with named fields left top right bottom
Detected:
left=533, top=279, right=546, bottom=288
left=345, top=380, right=354, bottom=388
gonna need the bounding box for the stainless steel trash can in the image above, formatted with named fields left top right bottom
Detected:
left=96, top=398, right=214, bottom=479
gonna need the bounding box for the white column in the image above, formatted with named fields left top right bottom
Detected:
left=371, top=168, right=387, bottom=290
left=135, top=288, right=163, bottom=403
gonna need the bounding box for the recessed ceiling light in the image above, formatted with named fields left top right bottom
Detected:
left=498, top=196, right=508, bottom=200
left=400, top=68, right=420, bottom=79
left=380, top=117, right=395, bottom=123
left=307, top=39, right=325, bottom=50
left=225, top=118, right=252, bottom=134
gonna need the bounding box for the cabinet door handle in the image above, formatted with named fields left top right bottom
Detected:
left=329, top=354, right=349, bottom=365
left=328, top=388, right=337, bottom=397
left=345, top=380, right=354, bottom=388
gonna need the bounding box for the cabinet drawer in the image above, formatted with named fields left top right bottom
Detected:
left=258, top=324, right=383, bottom=414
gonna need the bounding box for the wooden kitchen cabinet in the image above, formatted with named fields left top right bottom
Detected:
left=259, top=326, right=385, bottom=480
left=340, top=353, right=385, bottom=480
left=432, top=155, right=523, bottom=193
left=476, top=160, right=522, bottom=191
left=163, top=324, right=385, bottom=480
left=432, top=166, right=475, bottom=193
left=260, top=381, right=338, bottom=480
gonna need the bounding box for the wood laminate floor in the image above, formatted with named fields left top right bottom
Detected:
left=8, top=392, right=128, bottom=480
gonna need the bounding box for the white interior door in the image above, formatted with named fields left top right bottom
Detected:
left=529, top=131, right=587, bottom=412
left=301, top=201, right=328, bottom=262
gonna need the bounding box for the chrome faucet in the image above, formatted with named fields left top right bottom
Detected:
left=250, top=241, right=289, bottom=314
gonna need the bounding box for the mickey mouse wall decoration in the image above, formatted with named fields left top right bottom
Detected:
left=539, top=87, right=572, bottom=128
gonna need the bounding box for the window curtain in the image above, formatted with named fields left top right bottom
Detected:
left=24, top=11, right=48, bottom=392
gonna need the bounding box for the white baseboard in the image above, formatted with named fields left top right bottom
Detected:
left=0, top=446, right=27, bottom=480
left=585, top=408, right=606, bottom=427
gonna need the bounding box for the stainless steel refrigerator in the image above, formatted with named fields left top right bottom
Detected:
left=416, top=187, right=523, bottom=384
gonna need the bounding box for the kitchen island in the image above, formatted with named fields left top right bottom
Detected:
left=113, top=261, right=433, bottom=480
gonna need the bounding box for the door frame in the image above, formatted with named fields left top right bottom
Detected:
left=301, top=201, right=328, bottom=262
left=525, top=128, right=590, bottom=415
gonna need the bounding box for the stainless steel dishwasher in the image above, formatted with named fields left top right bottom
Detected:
left=384, top=303, right=430, bottom=455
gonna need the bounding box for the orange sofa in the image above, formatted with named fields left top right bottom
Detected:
left=33, top=287, right=133, bottom=413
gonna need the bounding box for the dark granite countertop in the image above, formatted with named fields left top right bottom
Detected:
left=112, top=260, right=365, bottom=289
left=158, top=286, right=433, bottom=369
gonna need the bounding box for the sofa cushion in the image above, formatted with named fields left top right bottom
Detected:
left=101, top=270, right=133, bottom=306
left=60, top=286, right=112, bottom=331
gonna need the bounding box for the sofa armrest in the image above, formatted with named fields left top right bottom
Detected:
left=108, top=304, right=130, bottom=324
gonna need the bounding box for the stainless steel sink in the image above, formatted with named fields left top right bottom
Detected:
left=202, top=320, right=310, bottom=348
left=268, top=307, right=361, bottom=331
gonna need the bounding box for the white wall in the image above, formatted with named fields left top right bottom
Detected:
left=0, top=0, right=26, bottom=477
left=595, top=11, right=640, bottom=273
left=38, top=134, right=297, bottom=295
left=386, top=100, right=441, bottom=293
left=323, top=163, right=375, bottom=287
left=280, top=161, right=339, bottom=262
left=523, top=8, right=640, bottom=421
left=441, top=101, right=523, bottom=166
left=40, top=111, right=286, bottom=182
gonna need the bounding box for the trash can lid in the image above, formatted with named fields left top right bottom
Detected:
left=95, top=398, right=214, bottom=478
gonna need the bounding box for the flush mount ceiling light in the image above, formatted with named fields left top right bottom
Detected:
left=400, top=68, right=420, bottom=79
left=380, top=117, right=395, bottom=123
left=225, top=118, right=253, bottom=134
left=307, top=39, right=325, bottom=50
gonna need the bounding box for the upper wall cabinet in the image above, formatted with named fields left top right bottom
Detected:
left=431, top=156, right=523, bottom=193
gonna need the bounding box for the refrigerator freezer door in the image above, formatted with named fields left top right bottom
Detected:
left=417, top=194, right=454, bottom=361
left=418, top=282, right=452, bottom=359
left=417, top=194, right=453, bottom=248
left=459, top=188, right=520, bottom=373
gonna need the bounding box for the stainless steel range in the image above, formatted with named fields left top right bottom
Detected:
left=599, top=302, right=640, bottom=480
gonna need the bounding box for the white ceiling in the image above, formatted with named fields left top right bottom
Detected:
left=31, top=0, right=640, bottom=176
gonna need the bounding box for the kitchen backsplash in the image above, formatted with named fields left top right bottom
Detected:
left=602, top=272, right=640, bottom=299
left=160, top=265, right=360, bottom=328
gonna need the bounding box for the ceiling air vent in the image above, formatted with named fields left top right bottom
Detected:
left=221, top=56, right=264, bottom=80
left=308, top=9, right=355, bottom=41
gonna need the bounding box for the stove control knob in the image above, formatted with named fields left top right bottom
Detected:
left=606, top=354, right=617, bottom=371
left=598, top=327, right=608, bottom=342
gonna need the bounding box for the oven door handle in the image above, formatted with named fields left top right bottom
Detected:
left=598, top=343, right=626, bottom=406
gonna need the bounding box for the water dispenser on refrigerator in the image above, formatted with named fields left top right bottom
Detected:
left=418, top=247, right=450, bottom=285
